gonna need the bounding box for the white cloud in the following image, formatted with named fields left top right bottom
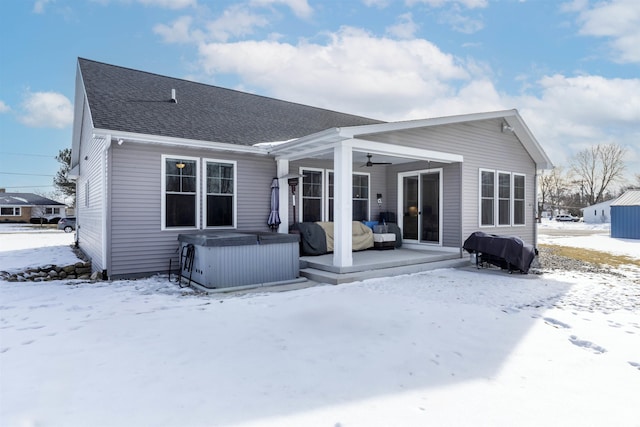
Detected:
left=362, top=0, right=391, bottom=8
left=206, top=4, right=270, bottom=42
left=154, top=16, right=202, bottom=43
left=33, top=0, right=52, bottom=13
left=515, top=74, right=640, bottom=175
left=197, top=26, right=471, bottom=119
left=250, top=0, right=313, bottom=19
left=386, top=13, right=419, bottom=39
left=0, top=100, right=10, bottom=113
left=439, top=7, right=484, bottom=33
left=568, top=0, right=640, bottom=63
left=406, top=0, right=488, bottom=9
left=19, top=91, right=73, bottom=129
left=137, top=0, right=197, bottom=9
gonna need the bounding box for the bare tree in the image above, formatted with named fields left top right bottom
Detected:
left=538, top=167, right=569, bottom=217
left=570, top=143, right=627, bottom=206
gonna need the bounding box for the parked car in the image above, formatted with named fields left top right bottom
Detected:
left=58, top=217, right=76, bottom=232
left=555, top=214, right=580, bottom=222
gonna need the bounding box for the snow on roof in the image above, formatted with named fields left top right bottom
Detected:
left=611, top=190, right=640, bottom=206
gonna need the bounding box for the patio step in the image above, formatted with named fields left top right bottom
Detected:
left=300, top=257, right=470, bottom=285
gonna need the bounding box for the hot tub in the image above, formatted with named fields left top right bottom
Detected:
left=177, top=232, right=300, bottom=289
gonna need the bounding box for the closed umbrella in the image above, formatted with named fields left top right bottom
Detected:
left=267, top=177, right=281, bottom=231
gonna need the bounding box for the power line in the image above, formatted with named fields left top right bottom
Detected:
left=0, top=151, right=56, bottom=158
left=0, top=172, right=56, bottom=177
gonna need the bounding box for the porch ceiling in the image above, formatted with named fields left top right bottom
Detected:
left=270, top=131, right=463, bottom=165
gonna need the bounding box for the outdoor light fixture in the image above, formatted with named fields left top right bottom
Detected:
left=502, top=122, right=514, bottom=133
left=377, top=193, right=383, bottom=207
left=117, top=139, right=124, bottom=145
left=176, top=161, right=186, bottom=169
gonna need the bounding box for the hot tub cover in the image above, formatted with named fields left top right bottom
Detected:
left=463, top=231, right=536, bottom=273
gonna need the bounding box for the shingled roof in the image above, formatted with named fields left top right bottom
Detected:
left=0, top=193, right=65, bottom=206
left=78, top=58, right=384, bottom=146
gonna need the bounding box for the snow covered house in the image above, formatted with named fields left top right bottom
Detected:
left=581, top=199, right=615, bottom=223
left=0, top=191, right=66, bottom=224
left=70, top=58, right=552, bottom=280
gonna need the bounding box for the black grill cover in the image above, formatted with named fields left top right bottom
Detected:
left=463, top=231, right=536, bottom=273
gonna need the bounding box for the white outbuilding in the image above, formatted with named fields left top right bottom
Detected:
left=580, top=199, right=615, bottom=224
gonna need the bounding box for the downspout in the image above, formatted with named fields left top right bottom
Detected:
left=102, top=136, right=111, bottom=279
left=534, top=171, right=538, bottom=249
left=459, top=161, right=463, bottom=258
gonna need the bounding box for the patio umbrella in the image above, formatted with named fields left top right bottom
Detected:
left=267, top=177, right=281, bottom=231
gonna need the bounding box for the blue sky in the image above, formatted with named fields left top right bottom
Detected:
left=1, top=0, right=638, bottom=200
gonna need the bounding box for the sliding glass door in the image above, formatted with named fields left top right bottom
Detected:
left=400, top=169, right=442, bottom=244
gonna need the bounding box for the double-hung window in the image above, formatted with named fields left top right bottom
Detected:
left=480, top=169, right=526, bottom=227
left=498, top=172, right=511, bottom=226
left=163, top=156, right=198, bottom=229
left=325, top=171, right=370, bottom=221
left=513, top=173, right=525, bottom=225
left=205, top=159, right=236, bottom=227
left=301, top=169, right=323, bottom=222
left=480, top=170, right=495, bottom=226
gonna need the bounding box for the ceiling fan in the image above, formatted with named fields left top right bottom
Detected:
left=361, top=153, right=392, bottom=167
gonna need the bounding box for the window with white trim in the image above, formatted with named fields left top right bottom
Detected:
left=498, top=172, right=511, bottom=225
left=326, top=171, right=370, bottom=221
left=163, top=156, right=198, bottom=228
left=513, top=173, right=525, bottom=225
left=205, top=159, right=235, bottom=227
left=480, top=170, right=495, bottom=226
left=301, top=169, right=323, bottom=222
left=44, top=207, right=61, bottom=215
left=479, top=169, right=526, bottom=227
left=1, top=207, right=21, bottom=216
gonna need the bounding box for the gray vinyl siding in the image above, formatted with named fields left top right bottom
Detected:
left=108, top=143, right=276, bottom=278
left=75, top=97, right=106, bottom=272
left=365, top=118, right=537, bottom=246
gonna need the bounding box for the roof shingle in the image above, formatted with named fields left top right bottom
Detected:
left=79, top=58, right=383, bottom=146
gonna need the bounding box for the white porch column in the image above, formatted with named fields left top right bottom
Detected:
left=333, top=142, right=353, bottom=267
left=276, top=159, right=289, bottom=234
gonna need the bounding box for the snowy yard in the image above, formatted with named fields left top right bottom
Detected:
left=1, top=223, right=639, bottom=426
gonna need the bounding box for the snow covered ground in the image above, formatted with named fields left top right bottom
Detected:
left=1, top=223, right=639, bottom=426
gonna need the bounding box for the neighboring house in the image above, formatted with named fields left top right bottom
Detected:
left=611, top=190, right=640, bottom=239
left=71, top=58, right=552, bottom=279
left=581, top=199, right=615, bottom=223
left=0, top=191, right=66, bottom=223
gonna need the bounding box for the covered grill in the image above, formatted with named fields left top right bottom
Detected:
left=463, top=231, right=537, bottom=274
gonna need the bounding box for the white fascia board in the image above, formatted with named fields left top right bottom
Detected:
left=504, top=114, right=553, bottom=170
left=350, top=139, right=463, bottom=163
left=269, top=128, right=343, bottom=159
left=339, top=109, right=519, bottom=137
left=92, top=129, right=269, bottom=156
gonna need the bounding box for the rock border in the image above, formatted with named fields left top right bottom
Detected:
left=0, top=245, right=96, bottom=283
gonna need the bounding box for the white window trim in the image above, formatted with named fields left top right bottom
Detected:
left=497, top=170, right=511, bottom=226
left=326, top=170, right=371, bottom=221
left=1, top=206, right=21, bottom=216
left=512, top=173, right=526, bottom=227
left=479, top=168, right=495, bottom=228
left=300, top=167, right=325, bottom=222
left=161, top=154, right=200, bottom=230
left=479, top=169, right=526, bottom=228
left=203, top=158, right=237, bottom=229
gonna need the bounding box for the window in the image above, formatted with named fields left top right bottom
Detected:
left=326, top=171, right=370, bottom=221
left=498, top=172, right=511, bottom=225
left=480, top=169, right=526, bottom=227
left=205, top=160, right=235, bottom=227
left=301, top=169, right=323, bottom=222
left=163, top=156, right=198, bottom=228
left=480, top=170, right=495, bottom=226
left=352, top=174, right=369, bottom=221
left=44, top=207, right=60, bottom=215
left=513, top=174, right=525, bottom=225
left=1, top=207, right=20, bottom=216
